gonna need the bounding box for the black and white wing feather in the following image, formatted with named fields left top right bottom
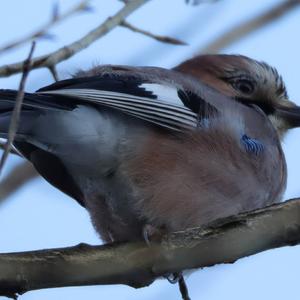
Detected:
left=37, top=74, right=218, bottom=131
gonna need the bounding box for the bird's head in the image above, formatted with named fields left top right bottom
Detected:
left=175, top=54, right=300, bottom=139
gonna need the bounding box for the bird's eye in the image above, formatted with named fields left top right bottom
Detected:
left=232, top=79, right=255, bottom=95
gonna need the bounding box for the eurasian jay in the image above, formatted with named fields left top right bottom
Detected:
left=0, top=54, right=298, bottom=244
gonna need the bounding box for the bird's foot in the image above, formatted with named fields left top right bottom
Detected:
left=165, top=272, right=181, bottom=284
left=142, top=224, right=164, bottom=246
left=164, top=272, right=191, bottom=300
left=143, top=225, right=191, bottom=299
left=178, top=274, right=191, bottom=300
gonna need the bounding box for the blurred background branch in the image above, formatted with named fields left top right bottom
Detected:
left=200, top=0, right=300, bottom=53
left=0, top=0, right=92, bottom=55
left=120, top=20, right=187, bottom=45
left=0, top=161, right=37, bottom=204
left=0, top=0, right=150, bottom=78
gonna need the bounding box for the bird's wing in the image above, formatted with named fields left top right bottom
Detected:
left=37, top=74, right=218, bottom=131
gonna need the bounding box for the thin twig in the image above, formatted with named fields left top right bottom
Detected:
left=120, top=20, right=187, bottom=45
left=185, top=0, right=219, bottom=5
left=0, top=161, right=37, bottom=203
left=0, top=198, right=300, bottom=296
left=200, top=0, right=300, bottom=53
left=0, top=42, right=36, bottom=177
left=178, top=276, right=191, bottom=300
left=0, top=0, right=92, bottom=54
left=48, top=65, right=59, bottom=81
left=0, top=0, right=150, bottom=78
left=0, top=140, right=21, bottom=156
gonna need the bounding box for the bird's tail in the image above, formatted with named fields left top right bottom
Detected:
left=0, top=88, right=70, bottom=111
left=0, top=89, right=68, bottom=139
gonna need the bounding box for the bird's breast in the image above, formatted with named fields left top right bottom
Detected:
left=122, top=123, right=286, bottom=233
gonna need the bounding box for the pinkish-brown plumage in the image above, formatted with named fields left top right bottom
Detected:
left=0, top=54, right=298, bottom=244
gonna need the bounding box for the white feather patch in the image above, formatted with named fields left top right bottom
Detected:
left=139, top=83, right=183, bottom=106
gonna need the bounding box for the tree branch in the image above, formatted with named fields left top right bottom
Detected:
left=0, top=141, right=21, bottom=156
left=1, top=198, right=300, bottom=298
left=120, top=21, right=187, bottom=45
left=185, top=0, right=219, bottom=5
left=0, top=42, right=36, bottom=176
left=0, top=0, right=92, bottom=54
left=200, top=0, right=300, bottom=53
left=0, top=161, right=38, bottom=203
left=0, top=0, right=150, bottom=78
left=48, top=65, right=59, bottom=81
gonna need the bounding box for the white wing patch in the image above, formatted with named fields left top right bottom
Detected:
left=139, top=83, right=183, bottom=106
left=39, top=87, right=198, bottom=131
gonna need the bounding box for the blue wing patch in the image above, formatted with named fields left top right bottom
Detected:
left=241, top=134, right=264, bottom=155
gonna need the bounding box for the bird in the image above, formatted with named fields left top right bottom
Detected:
left=0, top=54, right=299, bottom=244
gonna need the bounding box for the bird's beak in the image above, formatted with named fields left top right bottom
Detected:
left=275, top=103, right=300, bottom=128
